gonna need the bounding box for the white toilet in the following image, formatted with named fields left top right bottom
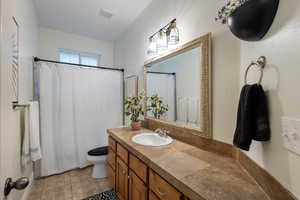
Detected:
left=86, top=146, right=108, bottom=178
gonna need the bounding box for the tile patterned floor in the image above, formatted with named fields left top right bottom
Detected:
left=28, top=166, right=112, bottom=200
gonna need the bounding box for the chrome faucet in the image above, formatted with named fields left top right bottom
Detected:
left=154, top=128, right=170, bottom=138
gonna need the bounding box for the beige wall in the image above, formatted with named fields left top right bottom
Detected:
left=0, top=0, right=39, bottom=199
left=114, top=0, right=241, bottom=144
left=115, top=0, right=300, bottom=198
left=240, top=0, right=300, bottom=198
left=39, top=27, right=115, bottom=66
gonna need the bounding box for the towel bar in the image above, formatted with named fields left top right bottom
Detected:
left=244, top=56, right=266, bottom=85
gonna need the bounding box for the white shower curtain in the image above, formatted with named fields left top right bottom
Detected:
left=146, top=73, right=176, bottom=121
left=36, top=62, right=123, bottom=177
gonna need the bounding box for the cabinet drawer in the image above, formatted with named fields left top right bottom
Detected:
left=149, top=169, right=181, bottom=200
left=149, top=191, right=160, bottom=200
left=109, top=136, right=116, bottom=152
left=117, top=143, right=128, bottom=164
left=108, top=148, right=116, bottom=169
left=107, top=165, right=115, bottom=188
left=129, top=154, right=147, bottom=183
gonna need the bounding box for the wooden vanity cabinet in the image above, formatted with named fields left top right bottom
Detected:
left=107, top=165, right=115, bottom=188
left=149, top=169, right=181, bottom=200
left=107, top=148, right=116, bottom=169
left=117, top=143, right=128, bottom=164
left=110, top=139, right=185, bottom=200
left=107, top=136, right=116, bottom=188
left=129, top=154, right=147, bottom=183
left=149, top=191, right=160, bottom=200
left=109, top=136, right=116, bottom=151
left=116, top=157, right=129, bottom=200
left=129, top=170, right=147, bottom=200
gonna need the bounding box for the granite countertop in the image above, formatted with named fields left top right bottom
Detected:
left=108, top=128, right=269, bottom=200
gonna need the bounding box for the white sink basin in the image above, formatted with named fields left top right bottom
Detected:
left=132, top=133, right=173, bottom=147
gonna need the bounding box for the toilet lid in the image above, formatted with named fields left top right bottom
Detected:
left=88, top=146, right=108, bottom=156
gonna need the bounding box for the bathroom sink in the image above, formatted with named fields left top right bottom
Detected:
left=132, top=133, right=173, bottom=147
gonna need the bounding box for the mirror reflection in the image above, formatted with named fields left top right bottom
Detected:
left=146, top=46, right=203, bottom=129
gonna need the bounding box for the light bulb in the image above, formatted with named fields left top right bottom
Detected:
left=157, top=30, right=168, bottom=52
left=168, top=21, right=179, bottom=45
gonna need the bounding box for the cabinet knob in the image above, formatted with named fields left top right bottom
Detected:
left=156, top=187, right=167, bottom=196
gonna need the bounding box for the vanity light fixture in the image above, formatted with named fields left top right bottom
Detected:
left=147, top=18, right=179, bottom=54
left=147, top=36, right=157, bottom=54
left=167, top=20, right=179, bottom=45
left=157, top=29, right=168, bottom=52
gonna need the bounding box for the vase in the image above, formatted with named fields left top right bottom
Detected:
left=227, top=0, right=280, bottom=41
left=131, top=121, right=141, bottom=130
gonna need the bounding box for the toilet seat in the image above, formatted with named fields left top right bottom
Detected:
left=88, top=146, right=108, bottom=156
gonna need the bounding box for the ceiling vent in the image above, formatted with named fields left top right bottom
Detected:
left=99, top=8, right=113, bottom=19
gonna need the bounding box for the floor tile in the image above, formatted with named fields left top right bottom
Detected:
left=29, top=167, right=111, bottom=200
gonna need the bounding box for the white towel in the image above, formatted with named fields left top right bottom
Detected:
left=21, top=108, right=30, bottom=166
left=176, top=97, right=187, bottom=124
left=188, top=98, right=198, bottom=125
left=28, top=101, right=42, bottom=161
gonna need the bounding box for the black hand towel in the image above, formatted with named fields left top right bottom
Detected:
left=252, top=84, right=270, bottom=141
left=233, top=84, right=270, bottom=151
left=233, top=84, right=257, bottom=151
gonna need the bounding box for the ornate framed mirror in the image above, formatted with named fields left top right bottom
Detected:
left=144, top=33, right=212, bottom=138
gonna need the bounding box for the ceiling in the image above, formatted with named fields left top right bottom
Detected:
left=33, top=0, right=152, bottom=41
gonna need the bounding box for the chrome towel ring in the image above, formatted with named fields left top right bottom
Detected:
left=244, top=56, right=266, bottom=85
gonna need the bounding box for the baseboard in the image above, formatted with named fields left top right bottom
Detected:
left=20, top=172, right=34, bottom=200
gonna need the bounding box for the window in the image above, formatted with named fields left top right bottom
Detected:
left=59, top=49, right=100, bottom=67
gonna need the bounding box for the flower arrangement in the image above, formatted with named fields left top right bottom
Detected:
left=125, top=91, right=149, bottom=130
left=149, top=94, right=168, bottom=120
left=215, top=0, right=250, bottom=24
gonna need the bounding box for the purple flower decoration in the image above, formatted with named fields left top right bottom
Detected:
left=215, top=0, right=250, bottom=24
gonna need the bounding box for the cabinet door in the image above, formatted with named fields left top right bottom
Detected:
left=129, top=170, right=147, bottom=200
left=116, top=157, right=129, bottom=200
left=129, top=154, right=147, bottom=183
left=107, top=165, right=115, bottom=188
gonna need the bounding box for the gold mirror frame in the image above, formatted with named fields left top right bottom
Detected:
left=144, top=33, right=212, bottom=138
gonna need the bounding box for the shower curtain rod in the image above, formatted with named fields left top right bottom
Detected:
left=146, top=71, right=175, bottom=75
left=34, top=57, right=124, bottom=72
